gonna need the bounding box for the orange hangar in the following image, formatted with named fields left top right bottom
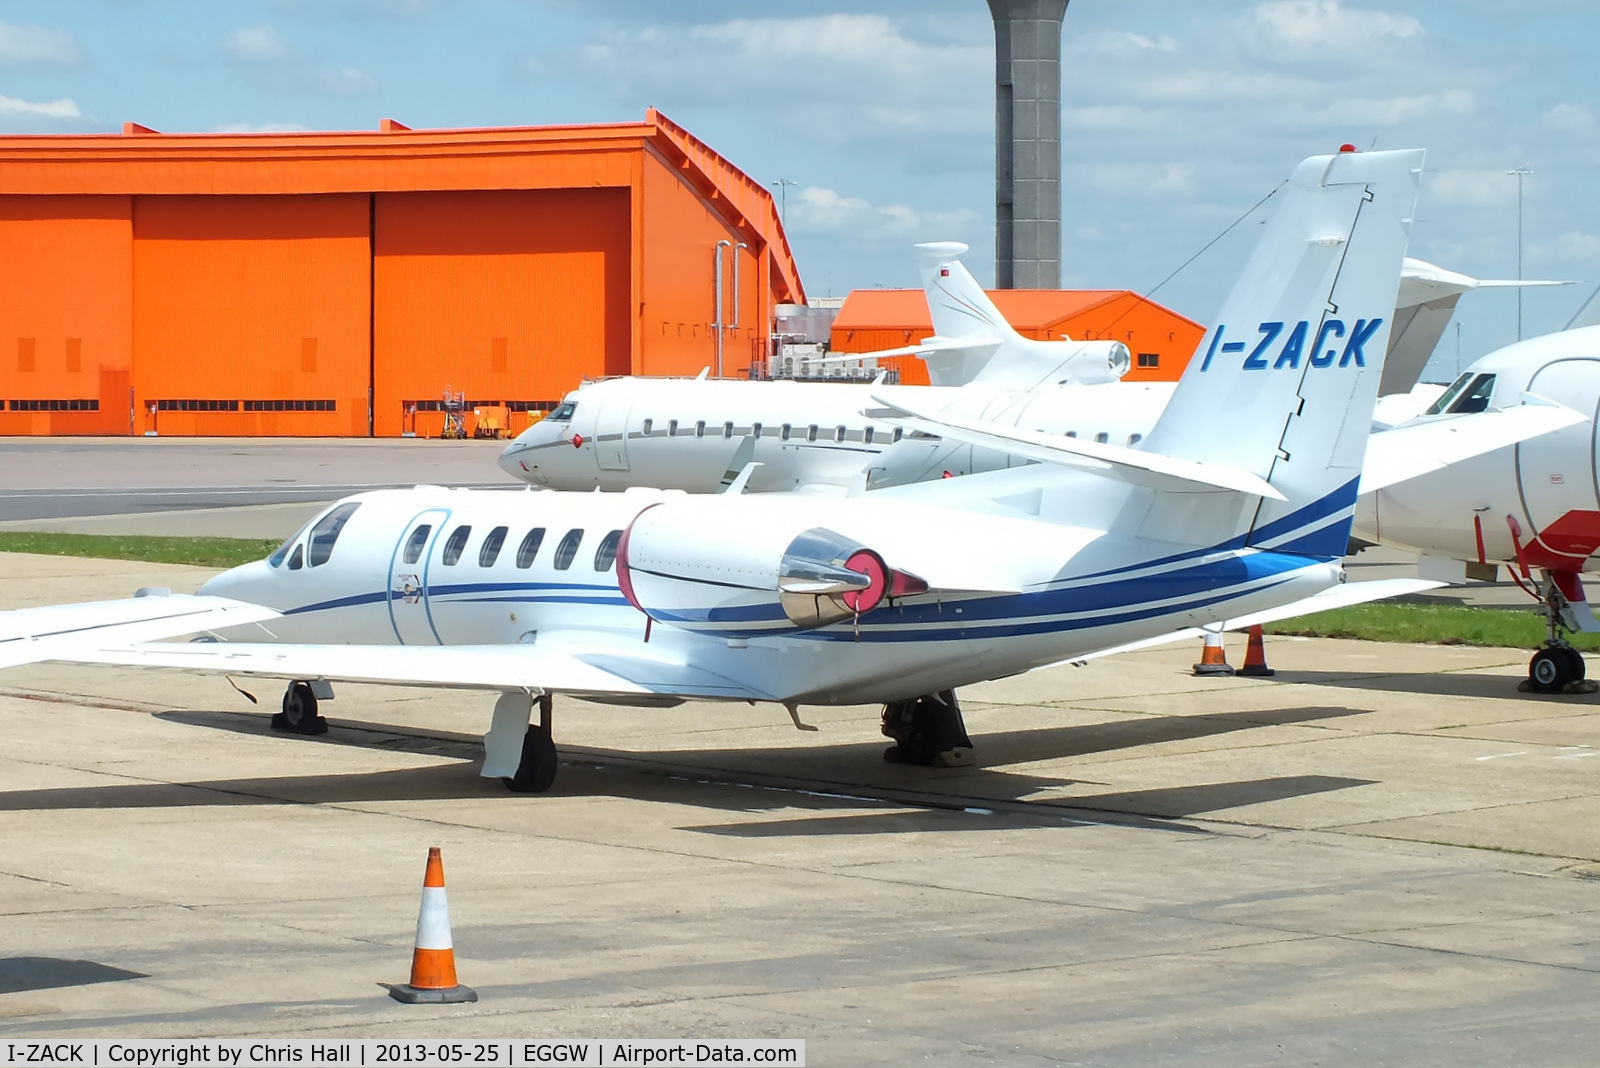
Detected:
left=0, top=110, right=803, bottom=437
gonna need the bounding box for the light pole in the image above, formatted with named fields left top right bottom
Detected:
left=772, top=178, right=796, bottom=226
left=1509, top=163, right=1531, bottom=340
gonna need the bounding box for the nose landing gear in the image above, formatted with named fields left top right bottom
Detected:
left=1523, top=571, right=1596, bottom=695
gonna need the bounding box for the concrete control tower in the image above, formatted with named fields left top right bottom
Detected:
left=988, top=0, right=1068, bottom=289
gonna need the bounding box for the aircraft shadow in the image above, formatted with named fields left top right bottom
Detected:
left=0, top=704, right=1374, bottom=832
left=684, top=774, right=1374, bottom=837
left=1271, top=668, right=1588, bottom=703
left=0, top=957, right=146, bottom=995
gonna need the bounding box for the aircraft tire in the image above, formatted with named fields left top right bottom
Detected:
left=1529, top=648, right=1573, bottom=694
left=503, top=727, right=558, bottom=793
left=275, top=681, right=329, bottom=735
left=1564, top=647, right=1587, bottom=682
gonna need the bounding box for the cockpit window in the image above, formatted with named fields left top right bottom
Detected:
left=548, top=401, right=577, bottom=422
left=1424, top=372, right=1497, bottom=416
left=306, top=503, right=360, bottom=567
left=268, top=530, right=300, bottom=567
left=287, top=543, right=304, bottom=570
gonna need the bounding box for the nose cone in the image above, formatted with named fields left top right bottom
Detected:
left=199, top=559, right=276, bottom=606
left=499, top=428, right=553, bottom=485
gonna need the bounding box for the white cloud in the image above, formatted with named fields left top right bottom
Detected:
left=223, top=24, right=377, bottom=96
left=1313, top=88, right=1475, bottom=126
left=1543, top=103, right=1594, bottom=133
left=0, top=22, right=81, bottom=67
left=790, top=185, right=976, bottom=240
left=1426, top=169, right=1515, bottom=208
left=1073, top=31, right=1179, bottom=57
left=1253, top=1, right=1421, bottom=49
left=227, top=24, right=290, bottom=64
left=0, top=94, right=80, bottom=118
left=1532, top=231, right=1600, bottom=263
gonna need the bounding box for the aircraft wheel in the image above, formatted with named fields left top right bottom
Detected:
left=503, top=727, right=558, bottom=793
left=1563, top=647, right=1587, bottom=682
left=273, top=681, right=329, bottom=735
left=1529, top=649, right=1573, bottom=694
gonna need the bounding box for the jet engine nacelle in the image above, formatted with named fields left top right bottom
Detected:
left=617, top=503, right=925, bottom=634
left=1053, top=340, right=1132, bottom=385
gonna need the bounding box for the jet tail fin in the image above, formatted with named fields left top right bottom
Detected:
left=1139, top=147, right=1424, bottom=558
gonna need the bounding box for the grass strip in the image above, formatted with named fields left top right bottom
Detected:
left=0, top=532, right=277, bottom=569
left=1264, top=601, right=1600, bottom=650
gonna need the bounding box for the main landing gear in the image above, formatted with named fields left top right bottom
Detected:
left=482, top=692, right=559, bottom=793
left=881, top=690, right=975, bottom=767
left=272, top=680, right=329, bottom=735
left=1523, top=572, right=1596, bottom=695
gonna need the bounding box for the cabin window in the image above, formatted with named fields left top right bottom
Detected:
left=641, top=418, right=653, bottom=435
left=593, top=529, right=623, bottom=571
left=515, top=528, right=545, bottom=569
left=863, top=426, right=875, bottom=445
left=807, top=424, right=818, bottom=442
left=402, top=524, right=432, bottom=565
left=1065, top=431, right=1078, bottom=438
left=668, top=419, right=678, bottom=437
left=553, top=529, right=584, bottom=570
left=780, top=423, right=792, bottom=441
left=835, top=425, right=846, bottom=443
left=441, top=525, right=472, bottom=566
left=306, top=503, right=360, bottom=567
left=1095, top=432, right=1109, bottom=444
left=1128, top=433, right=1143, bottom=446
left=751, top=422, right=762, bottom=438
left=723, top=421, right=734, bottom=439
left=548, top=401, right=576, bottom=421
left=287, top=543, right=304, bottom=571
left=695, top=420, right=706, bottom=438
left=892, top=427, right=903, bottom=443
left=478, top=525, right=508, bottom=567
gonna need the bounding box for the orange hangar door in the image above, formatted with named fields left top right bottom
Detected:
left=372, top=189, right=630, bottom=437
left=132, top=195, right=371, bottom=437
left=0, top=196, right=134, bottom=435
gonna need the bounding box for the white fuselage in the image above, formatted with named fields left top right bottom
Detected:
left=201, top=482, right=1341, bottom=706
left=502, top=327, right=1600, bottom=574
left=500, top=376, right=1176, bottom=493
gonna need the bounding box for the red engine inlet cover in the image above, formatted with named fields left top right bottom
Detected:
left=840, top=549, right=889, bottom=614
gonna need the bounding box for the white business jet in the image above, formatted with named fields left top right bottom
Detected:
left=499, top=249, right=1569, bottom=497
left=18, top=148, right=1433, bottom=794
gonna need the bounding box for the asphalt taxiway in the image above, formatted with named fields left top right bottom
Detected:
left=1, top=551, right=1597, bottom=1063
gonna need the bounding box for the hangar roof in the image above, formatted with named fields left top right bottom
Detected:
left=0, top=107, right=805, bottom=305
left=832, top=287, right=1192, bottom=337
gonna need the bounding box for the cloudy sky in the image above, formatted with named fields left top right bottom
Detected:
left=2, top=0, right=1595, bottom=375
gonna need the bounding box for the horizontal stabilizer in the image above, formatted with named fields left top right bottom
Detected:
left=1074, top=578, right=1444, bottom=662
left=0, top=594, right=281, bottom=670
left=42, top=639, right=768, bottom=701
left=870, top=392, right=1285, bottom=500
left=1361, top=396, right=1587, bottom=493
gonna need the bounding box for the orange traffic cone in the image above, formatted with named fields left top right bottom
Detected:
left=1238, top=624, right=1275, bottom=677
left=386, top=847, right=477, bottom=1004
left=1192, top=630, right=1235, bottom=676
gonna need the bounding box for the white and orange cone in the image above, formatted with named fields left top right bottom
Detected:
left=1192, top=630, right=1235, bottom=676
left=386, top=847, right=477, bottom=1004
left=1238, top=624, right=1276, bottom=677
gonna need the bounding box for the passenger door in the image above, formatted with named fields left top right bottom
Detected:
left=387, top=509, right=449, bottom=644
left=1516, top=359, right=1600, bottom=537
left=594, top=395, right=631, bottom=471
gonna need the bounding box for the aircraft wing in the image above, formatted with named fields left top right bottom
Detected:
left=39, top=638, right=770, bottom=701
left=1071, top=578, right=1445, bottom=662
left=1360, top=396, right=1587, bottom=494
left=870, top=392, right=1285, bottom=500
left=0, top=594, right=281, bottom=670
left=804, top=336, right=1002, bottom=366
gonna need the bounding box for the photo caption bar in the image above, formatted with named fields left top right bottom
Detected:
left=0, top=1043, right=803, bottom=1068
